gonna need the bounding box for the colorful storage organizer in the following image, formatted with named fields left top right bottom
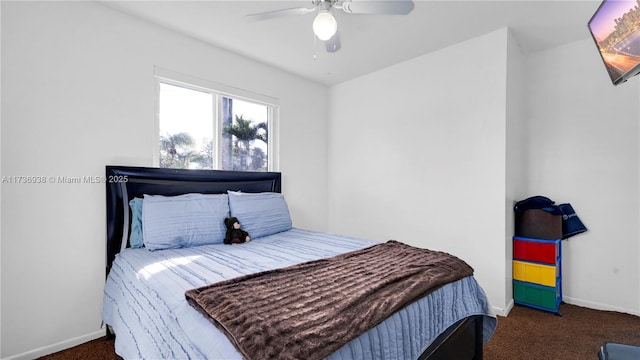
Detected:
left=513, top=236, right=562, bottom=314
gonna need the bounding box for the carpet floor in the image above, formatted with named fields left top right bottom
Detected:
left=38, top=303, right=640, bottom=359
left=484, top=303, right=640, bottom=359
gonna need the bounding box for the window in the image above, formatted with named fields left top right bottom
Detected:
left=155, top=70, right=278, bottom=172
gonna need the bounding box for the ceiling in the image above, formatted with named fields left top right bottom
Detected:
left=100, top=0, right=602, bottom=86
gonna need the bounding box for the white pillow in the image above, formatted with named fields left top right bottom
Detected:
left=142, top=193, right=229, bottom=250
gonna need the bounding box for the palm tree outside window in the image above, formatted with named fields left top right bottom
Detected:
left=157, top=80, right=275, bottom=172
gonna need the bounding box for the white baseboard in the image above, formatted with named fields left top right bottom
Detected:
left=1, top=329, right=105, bottom=360
left=491, top=298, right=514, bottom=317
left=562, top=296, right=640, bottom=317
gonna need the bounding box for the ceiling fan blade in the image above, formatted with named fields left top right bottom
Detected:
left=326, top=32, right=341, bottom=53
left=341, top=0, right=414, bottom=15
left=246, top=6, right=316, bottom=21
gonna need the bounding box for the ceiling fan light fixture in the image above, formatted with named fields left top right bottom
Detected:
left=312, top=10, right=337, bottom=41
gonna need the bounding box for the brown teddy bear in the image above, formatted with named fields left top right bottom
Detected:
left=223, top=216, right=251, bottom=244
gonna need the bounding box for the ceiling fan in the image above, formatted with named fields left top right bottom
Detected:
left=246, top=0, right=415, bottom=53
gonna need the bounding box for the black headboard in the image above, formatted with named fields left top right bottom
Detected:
left=105, top=166, right=282, bottom=274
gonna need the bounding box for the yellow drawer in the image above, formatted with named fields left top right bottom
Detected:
left=513, top=260, right=556, bottom=287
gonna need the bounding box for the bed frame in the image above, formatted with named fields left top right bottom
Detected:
left=104, top=165, right=485, bottom=360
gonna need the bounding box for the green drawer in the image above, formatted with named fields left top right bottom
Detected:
left=514, top=280, right=558, bottom=311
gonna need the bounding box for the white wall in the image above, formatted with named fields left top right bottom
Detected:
left=524, top=39, right=640, bottom=315
left=0, top=2, right=3, bottom=355
left=328, top=29, right=513, bottom=314
left=1, top=2, right=329, bottom=358
left=505, top=29, right=528, bottom=311
left=328, top=27, right=640, bottom=318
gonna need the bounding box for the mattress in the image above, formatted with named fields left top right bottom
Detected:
left=102, top=228, right=496, bottom=359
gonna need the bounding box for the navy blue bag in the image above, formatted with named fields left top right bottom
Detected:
left=558, top=203, right=587, bottom=239
left=514, top=196, right=587, bottom=239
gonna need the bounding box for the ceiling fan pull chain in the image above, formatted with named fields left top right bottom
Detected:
left=313, top=33, right=318, bottom=60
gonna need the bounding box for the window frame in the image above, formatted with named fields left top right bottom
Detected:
left=153, top=67, right=280, bottom=172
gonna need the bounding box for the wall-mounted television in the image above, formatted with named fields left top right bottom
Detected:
left=588, top=0, right=640, bottom=85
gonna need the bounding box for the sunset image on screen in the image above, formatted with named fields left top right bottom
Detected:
left=589, top=0, right=640, bottom=81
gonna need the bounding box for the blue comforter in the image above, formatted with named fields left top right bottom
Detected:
left=102, top=228, right=496, bottom=359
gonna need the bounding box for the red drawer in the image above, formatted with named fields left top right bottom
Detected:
left=513, top=237, right=557, bottom=265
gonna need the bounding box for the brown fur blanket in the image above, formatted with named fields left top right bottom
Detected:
left=185, top=240, right=474, bottom=360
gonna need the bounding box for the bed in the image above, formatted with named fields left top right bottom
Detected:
left=102, top=165, right=496, bottom=360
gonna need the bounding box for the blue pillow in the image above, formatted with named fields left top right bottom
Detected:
left=142, top=193, right=229, bottom=250
left=227, top=191, right=292, bottom=239
left=129, top=198, right=144, bottom=248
